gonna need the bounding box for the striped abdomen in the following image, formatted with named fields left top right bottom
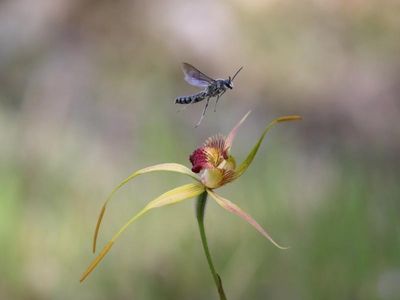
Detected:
left=175, top=91, right=207, bottom=104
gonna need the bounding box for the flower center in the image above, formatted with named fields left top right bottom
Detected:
left=204, top=147, right=223, bottom=167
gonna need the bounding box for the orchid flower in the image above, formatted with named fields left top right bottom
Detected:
left=80, top=111, right=301, bottom=298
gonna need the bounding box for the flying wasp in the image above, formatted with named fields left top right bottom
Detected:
left=175, top=62, right=243, bottom=127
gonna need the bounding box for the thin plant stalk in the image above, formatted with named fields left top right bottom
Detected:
left=196, top=192, right=227, bottom=300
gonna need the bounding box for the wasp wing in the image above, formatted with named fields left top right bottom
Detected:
left=182, top=62, right=215, bottom=88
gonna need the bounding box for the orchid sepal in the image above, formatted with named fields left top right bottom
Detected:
left=81, top=182, right=205, bottom=282
left=207, top=189, right=289, bottom=250
left=93, top=163, right=199, bottom=253
left=234, top=115, right=302, bottom=180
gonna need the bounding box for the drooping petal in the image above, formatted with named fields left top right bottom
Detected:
left=224, top=111, right=251, bottom=152
left=234, top=115, right=302, bottom=179
left=81, top=182, right=205, bottom=283
left=93, top=163, right=199, bottom=253
left=207, top=190, right=288, bottom=249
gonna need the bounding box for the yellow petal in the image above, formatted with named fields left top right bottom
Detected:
left=234, top=115, right=302, bottom=179
left=80, top=241, right=113, bottom=283
left=110, top=182, right=205, bottom=241
left=93, top=163, right=199, bottom=253
left=207, top=190, right=288, bottom=249
left=81, top=183, right=205, bottom=282
left=275, top=115, right=303, bottom=123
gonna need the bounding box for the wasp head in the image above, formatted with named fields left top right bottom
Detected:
left=224, top=78, right=234, bottom=89
left=225, top=66, right=243, bottom=90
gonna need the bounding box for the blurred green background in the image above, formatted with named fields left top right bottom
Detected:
left=1, top=0, right=399, bottom=299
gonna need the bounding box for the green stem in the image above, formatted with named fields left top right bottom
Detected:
left=196, top=192, right=227, bottom=300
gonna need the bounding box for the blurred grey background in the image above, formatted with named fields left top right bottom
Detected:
left=0, top=0, right=399, bottom=299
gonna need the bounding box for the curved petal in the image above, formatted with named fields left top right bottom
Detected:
left=207, top=189, right=288, bottom=250
left=81, top=182, right=205, bottom=283
left=234, top=115, right=301, bottom=179
left=93, top=163, right=199, bottom=253
left=224, top=111, right=251, bottom=152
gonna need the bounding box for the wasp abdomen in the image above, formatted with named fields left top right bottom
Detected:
left=175, top=92, right=207, bottom=104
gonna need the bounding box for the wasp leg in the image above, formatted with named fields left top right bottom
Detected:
left=195, top=97, right=210, bottom=127
left=214, top=90, right=226, bottom=112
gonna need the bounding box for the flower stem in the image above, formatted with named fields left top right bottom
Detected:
left=196, top=192, right=227, bottom=300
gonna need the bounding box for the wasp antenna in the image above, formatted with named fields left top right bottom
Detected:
left=231, top=66, right=243, bottom=81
